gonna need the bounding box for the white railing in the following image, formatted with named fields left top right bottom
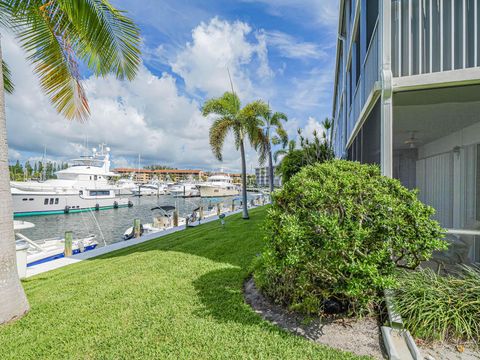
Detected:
left=392, top=0, right=479, bottom=77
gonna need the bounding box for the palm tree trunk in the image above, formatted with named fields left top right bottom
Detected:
left=239, top=139, right=249, bottom=219
left=268, top=144, right=274, bottom=193
left=0, top=37, right=29, bottom=324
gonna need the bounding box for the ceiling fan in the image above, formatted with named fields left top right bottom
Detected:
left=404, top=131, right=419, bottom=149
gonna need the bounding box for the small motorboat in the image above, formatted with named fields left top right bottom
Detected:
left=14, top=221, right=98, bottom=267
left=123, top=206, right=187, bottom=240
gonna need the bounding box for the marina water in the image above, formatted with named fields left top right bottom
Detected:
left=19, top=194, right=257, bottom=247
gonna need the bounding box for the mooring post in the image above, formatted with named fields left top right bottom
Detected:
left=64, top=231, right=73, bottom=256
left=231, top=200, right=235, bottom=212
left=216, top=203, right=221, bottom=216
left=173, top=210, right=179, bottom=227
left=199, top=206, right=204, bottom=220
left=133, top=218, right=141, bottom=238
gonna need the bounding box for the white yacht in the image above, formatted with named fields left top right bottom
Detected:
left=115, top=176, right=137, bottom=195
left=132, top=180, right=168, bottom=196
left=169, top=183, right=200, bottom=197
left=197, top=174, right=239, bottom=197
left=11, top=145, right=133, bottom=217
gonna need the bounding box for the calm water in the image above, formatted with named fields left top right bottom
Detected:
left=19, top=194, right=259, bottom=246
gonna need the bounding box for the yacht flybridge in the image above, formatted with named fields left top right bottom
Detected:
left=197, top=174, right=239, bottom=197
left=11, top=145, right=133, bottom=217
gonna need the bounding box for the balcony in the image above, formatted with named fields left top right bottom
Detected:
left=392, top=0, right=479, bottom=78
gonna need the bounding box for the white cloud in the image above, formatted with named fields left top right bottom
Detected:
left=3, top=32, right=260, bottom=172
left=171, top=17, right=273, bottom=99
left=286, top=67, right=334, bottom=112
left=242, top=0, right=339, bottom=27
left=302, top=116, right=326, bottom=139
left=264, top=30, right=326, bottom=59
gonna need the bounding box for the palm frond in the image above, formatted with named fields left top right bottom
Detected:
left=251, top=127, right=268, bottom=165
left=209, top=117, right=234, bottom=161
left=12, top=1, right=89, bottom=120
left=54, top=0, right=141, bottom=80
left=4, top=0, right=141, bottom=120
left=202, top=92, right=240, bottom=118
left=2, top=60, right=14, bottom=93
left=270, top=111, right=288, bottom=127
left=273, top=148, right=286, bottom=163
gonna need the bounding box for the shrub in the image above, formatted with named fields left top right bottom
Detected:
left=254, top=160, right=447, bottom=316
left=394, top=266, right=480, bottom=344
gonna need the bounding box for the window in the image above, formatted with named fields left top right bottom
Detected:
left=366, top=0, right=378, bottom=47
left=94, top=175, right=98, bottom=180
left=89, top=190, right=110, bottom=196
left=79, top=190, right=83, bottom=195
left=44, top=198, right=48, bottom=205
left=29, top=198, right=34, bottom=201
left=49, top=198, right=54, bottom=205
left=55, top=198, right=59, bottom=204
left=22, top=198, right=27, bottom=201
left=355, top=32, right=360, bottom=86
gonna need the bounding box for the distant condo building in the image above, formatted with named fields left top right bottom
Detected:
left=114, top=168, right=254, bottom=185
left=255, top=166, right=281, bottom=188
left=114, top=168, right=204, bottom=183
left=332, top=0, right=480, bottom=264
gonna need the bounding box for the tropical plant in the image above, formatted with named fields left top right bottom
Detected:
left=202, top=92, right=266, bottom=219
left=256, top=105, right=288, bottom=193
left=298, top=118, right=334, bottom=165
left=0, top=0, right=140, bottom=324
left=254, top=160, right=447, bottom=317
left=394, top=265, right=480, bottom=344
left=275, top=118, right=335, bottom=183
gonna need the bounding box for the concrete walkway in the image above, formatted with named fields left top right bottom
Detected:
left=26, top=207, right=249, bottom=278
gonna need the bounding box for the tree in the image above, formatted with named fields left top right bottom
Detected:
left=202, top=92, right=265, bottom=219
left=0, top=0, right=140, bottom=324
left=256, top=104, right=288, bottom=193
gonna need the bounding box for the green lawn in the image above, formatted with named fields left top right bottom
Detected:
left=0, top=207, right=365, bottom=359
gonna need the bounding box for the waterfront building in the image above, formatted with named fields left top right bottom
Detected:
left=332, top=0, right=480, bottom=264
left=255, top=166, right=280, bottom=188
left=114, top=168, right=204, bottom=183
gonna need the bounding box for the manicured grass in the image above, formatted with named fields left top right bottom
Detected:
left=0, top=207, right=365, bottom=359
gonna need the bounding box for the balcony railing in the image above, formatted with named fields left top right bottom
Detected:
left=392, top=0, right=479, bottom=77
left=345, top=21, right=380, bottom=143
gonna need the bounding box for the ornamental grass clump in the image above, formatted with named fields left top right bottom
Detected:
left=254, top=160, right=447, bottom=317
left=395, top=266, right=480, bottom=344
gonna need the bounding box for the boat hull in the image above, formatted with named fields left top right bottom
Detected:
left=27, top=244, right=98, bottom=267
left=12, top=192, right=132, bottom=217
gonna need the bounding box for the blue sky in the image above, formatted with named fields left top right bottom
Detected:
left=5, top=0, right=339, bottom=172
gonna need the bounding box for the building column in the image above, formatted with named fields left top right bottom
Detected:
left=380, top=0, right=393, bottom=177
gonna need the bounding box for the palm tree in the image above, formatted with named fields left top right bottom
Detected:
left=256, top=105, right=288, bottom=193
left=273, top=139, right=296, bottom=163
left=202, top=92, right=265, bottom=220
left=0, top=0, right=140, bottom=324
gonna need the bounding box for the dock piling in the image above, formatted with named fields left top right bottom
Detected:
left=173, top=210, right=179, bottom=227
left=133, top=219, right=141, bottom=238
left=64, top=231, right=73, bottom=256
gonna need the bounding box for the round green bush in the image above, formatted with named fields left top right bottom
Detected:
left=254, top=160, right=447, bottom=316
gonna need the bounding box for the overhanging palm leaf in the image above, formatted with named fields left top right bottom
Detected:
left=2, top=60, right=13, bottom=93
left=2, top=0, right=141, bottom=120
